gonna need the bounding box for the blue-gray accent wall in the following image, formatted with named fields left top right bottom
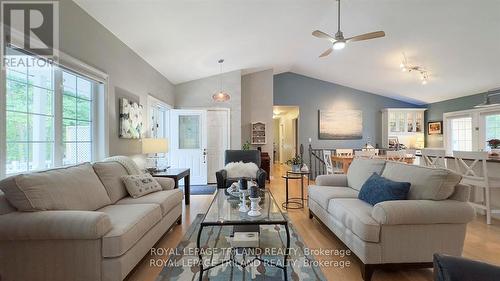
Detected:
left=273, top=72, right=421, bottom=161
left=425, top=92, right=489, bottom=147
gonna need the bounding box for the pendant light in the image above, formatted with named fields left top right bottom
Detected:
left=212, top=59, right=231, bottom=102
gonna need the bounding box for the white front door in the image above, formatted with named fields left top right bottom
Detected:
left=170, top=109, right=207, bottom=185
left=207, top=109, right=230, bottom=183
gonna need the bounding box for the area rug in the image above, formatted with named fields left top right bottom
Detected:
left=156, top=214, right=326, bottom=281
left=181, top=185, right=217, bottom=195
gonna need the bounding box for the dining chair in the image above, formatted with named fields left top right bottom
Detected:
left=453, top=151, right=500, bottom=224
left=354, top=150, right=377, bottom=158
left=386, top=150, right=406, bottom=162
left=335, top=149, right=353, bottom=156
left=422, top=148, right=447, bottom=168
left=362, top=148, right=380, bottom=156
left=323, top=150, right=334, bottom=175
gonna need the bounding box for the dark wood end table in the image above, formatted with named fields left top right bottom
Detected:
left=152, top=168, right=191, bottom=205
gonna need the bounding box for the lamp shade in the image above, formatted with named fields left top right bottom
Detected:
left=141, top=138, right=168, bottom=154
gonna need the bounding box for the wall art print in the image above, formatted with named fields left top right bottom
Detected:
left=119, top=98, right=143, bottom=139
left=318, top=110, right=363, bottom=140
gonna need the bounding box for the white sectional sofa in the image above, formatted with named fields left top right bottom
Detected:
left=0, top=160, right=183, bottom=281
left=308, top=158, right=476, bottom=281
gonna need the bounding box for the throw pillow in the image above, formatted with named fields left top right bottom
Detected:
left=224, top=161, right=259, bottom=179
left=358, top=173, right=411, bottom=206
left=122, top=174, right=162, bottom=198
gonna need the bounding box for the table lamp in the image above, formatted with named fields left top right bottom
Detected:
left=141, top=138, right=168, bottom=173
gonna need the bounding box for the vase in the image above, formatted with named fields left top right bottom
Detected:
left=491, top=148, right=500, bottom=156
left=292, top=164, right=301, bottom=172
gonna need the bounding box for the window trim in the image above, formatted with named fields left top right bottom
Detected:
left=1, top=48, right=109, bottom=179
left=147, top=95, right=172, bottom=139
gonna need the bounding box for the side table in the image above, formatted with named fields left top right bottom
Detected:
left=281, top=170, right=310, bottom=209
left=152, top=168, right=191, bottom=205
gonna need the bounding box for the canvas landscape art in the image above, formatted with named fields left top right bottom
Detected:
left=318, top=110, right=363, bottom=140
left=119, top=98, right=143, bottom=139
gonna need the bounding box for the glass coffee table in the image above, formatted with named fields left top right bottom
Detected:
left=197, top=190, right=290, bottom=280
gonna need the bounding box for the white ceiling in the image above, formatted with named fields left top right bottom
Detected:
left=74, top=0, right=500, bottom=104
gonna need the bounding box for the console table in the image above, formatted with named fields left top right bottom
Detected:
left=153, top=168, right=191, bottom=205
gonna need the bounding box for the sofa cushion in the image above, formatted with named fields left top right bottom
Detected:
left=358, top=173, right=411, bottom=206
left=328, top=198, right=380, bottom=243
left=93, top=161, right=130, bottom=203
left=381, top=161, right=461, bottom=200
left=122, top=174, right=162, bottom=199
left=0, top=163, right=112, bottom=211
left=99, top=203, right=162, bottom=258
left=308, top=185, right=359, bottom=209
left=115, top=189, right=183, bottom=216
left=347, top=158, right=386, bottom=191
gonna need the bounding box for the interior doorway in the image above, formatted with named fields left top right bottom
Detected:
left=273, top=106, right=300, bottom=164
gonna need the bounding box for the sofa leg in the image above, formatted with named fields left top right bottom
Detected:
left=308, top=209, right=314, bottom=219
left=176, top=215, right=182, bottom=225
left=361, top=263, right=374, bottom=281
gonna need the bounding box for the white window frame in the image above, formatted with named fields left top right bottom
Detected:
left=0, top=48, right=109, bottom=179
left=147, top=95, right=172, bottom=139
left=443, top=105, right=500, bottom=154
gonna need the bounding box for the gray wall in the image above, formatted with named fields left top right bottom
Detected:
left=425, top=92, right=488, bottom=147
left=241, top=69, right=274, bottom=161
left=60, top=0, right=175, bottom=157
left=274, top=72, right=420, bottom=163
left=174, top=70, right=242, bottom=149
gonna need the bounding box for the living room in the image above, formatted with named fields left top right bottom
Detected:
left=0, top=0, right=499, bottom=281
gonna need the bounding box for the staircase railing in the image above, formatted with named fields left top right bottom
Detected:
left=308, top=144, right=335, bottom=180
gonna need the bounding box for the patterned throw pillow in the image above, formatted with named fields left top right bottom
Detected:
left=121, top=174, right=162, bottom=198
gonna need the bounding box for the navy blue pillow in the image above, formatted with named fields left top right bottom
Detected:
left=358, top=173, right=411, bottom=206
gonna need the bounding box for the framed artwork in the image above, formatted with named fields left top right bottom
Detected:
left=119, top=98, right=143, bottom=139
left=318, top=110, right=363, bottom=140
left=428, top=121, right=443, bottom=135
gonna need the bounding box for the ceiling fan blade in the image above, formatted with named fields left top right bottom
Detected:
left=347, top=31, right=385, bottom=42
left=319, top=47, right=333, bottom=58
left=312, top=30, right=336, bottom=42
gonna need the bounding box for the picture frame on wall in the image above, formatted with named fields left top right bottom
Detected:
left=119, top=98, right=144, bottom=139
left=428, top=121, right=443, bottom=135
left=318, top=110, right=363, bottom=140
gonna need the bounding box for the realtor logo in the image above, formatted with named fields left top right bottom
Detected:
left=1, top=1, right=59, bottom=58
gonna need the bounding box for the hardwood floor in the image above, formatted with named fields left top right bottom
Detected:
left=126, top=164, right=500, bottom=281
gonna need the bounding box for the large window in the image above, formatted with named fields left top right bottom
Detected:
left=62, top=71, right=93, bottom=165
left=5, top=52, right=55, bottom=174
left=485, top=114, right=500, bottom=141
left=149, top=96, right=171, bottom=168
left=449, top=117, right=472, bottom=151
left=2, top=48, right=103, bottom=176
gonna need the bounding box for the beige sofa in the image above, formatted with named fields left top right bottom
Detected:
left=0, top=161, right=183, bottom=281
left=308, top=158, right=476, bottom=281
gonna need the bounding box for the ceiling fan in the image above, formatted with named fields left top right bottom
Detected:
left=312, top=0, right=385, bottom=57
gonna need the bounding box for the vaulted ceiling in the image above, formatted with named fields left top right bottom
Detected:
left=74, top=0, right=500, bottom=104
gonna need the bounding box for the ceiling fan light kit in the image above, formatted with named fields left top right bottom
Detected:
left=312, top=0, right=385, bottom=57
left=212, top=59, right=231, bottom=103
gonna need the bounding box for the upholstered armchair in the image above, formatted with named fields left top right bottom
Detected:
left=216, top=150, right=267, bottom=189
left=433, top=254, right=500, bottom=281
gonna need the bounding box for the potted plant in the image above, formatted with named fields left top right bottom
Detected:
left=286, top=155, right=302, bottom=172
left=487, top=139, right=500, bottom=156
left=242, top=141, right=251, bottom=150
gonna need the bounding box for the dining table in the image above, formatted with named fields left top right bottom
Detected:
left=331, top=154, right=416, bottom=174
